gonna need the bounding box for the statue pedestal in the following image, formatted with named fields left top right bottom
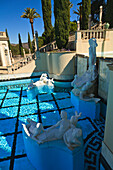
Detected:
left=71, top=92, right=100, bottom=120
left=22, top=125, right=84, bottom=170
left=27, top=82, right=54, bottom=99
left=27, top=85, right=38, bottom=99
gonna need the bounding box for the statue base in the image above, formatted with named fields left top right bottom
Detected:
left=22, top=125, right=84, bottom=170
left=71, top=92, right=100, bottom=120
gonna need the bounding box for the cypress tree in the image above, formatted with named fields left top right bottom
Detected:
left=5, top=29, right=11, bottom=50
left=82, top=0, right=91, bottom=30
left=28, top=32, right=32, bottom=52
left=41, top=0, right=52, bottom=44
left=106, top=0, right=113, bottom=28
left=18, top=33, right=23, bottom=56
left=54, top=0, right=70, bottom=49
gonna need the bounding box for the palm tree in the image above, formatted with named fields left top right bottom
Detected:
left=73, top=2, right=82, bottom=29
left=73, top=3, right=82, bottom=19
left=21, top=8, right=41, bottom=38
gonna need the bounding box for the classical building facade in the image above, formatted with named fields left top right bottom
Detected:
left=0, top=31, right=11, bottom=66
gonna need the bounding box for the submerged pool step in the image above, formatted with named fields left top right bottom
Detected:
left=0, top=83, right=29, bottom=90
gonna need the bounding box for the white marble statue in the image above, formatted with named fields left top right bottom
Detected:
left=63, top=127, right=82, bottom=150
left=35, top=110, right=71, bottom=144
left=27, top=73, right=54, bottom=94
left=89, top=38, right=98, bottom=70
left=63, top=111, right=82, bottom=150
left=26, top=110, right=83, bottom=150
left=26, top=118, right=45, bottom=138
left=71, top=38, right=100, bottom=103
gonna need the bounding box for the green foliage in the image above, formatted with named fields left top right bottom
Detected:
left=5, top=29, right=11, bottom=50
left=82, top=0, right=91, bottom=29
left=38, top=37, right=44, bottom=48
left=91, top=0, right=106, bottom=24
left=24, top=48, right=29, bottom=54
left=10, top=44, right=20, bottom=55
left=28, top=32, right=32, bottom=51
left=21, top=8, right=41, bottom=20
left=69, top=21, right=77, bottom=33
left=41, top=32, right=46, bottom=45
left=42, top=27, right=55, bottom=45
left=32, top=39, right=35, bottom=53
left=20, top=47, right=24, bottom=56
left=18, top=33, right=23, bottom=56
left=54, top=0, right=70, bottom=49
left=10, top=44, right=28, bottom=56
left=106, top=0, right=113, bottom=28
left=41, top=0, right=52, bottom=44
left=50, top=27, right=55, bottom=42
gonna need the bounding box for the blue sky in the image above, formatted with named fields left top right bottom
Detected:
left=0, top=0, right=80, bottom=44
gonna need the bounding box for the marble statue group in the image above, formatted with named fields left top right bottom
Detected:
left=25, top=110, right=82, bottom=150
left=71, top=38, right=100, bottom=103
left=27, top=73, right=54, bottom=95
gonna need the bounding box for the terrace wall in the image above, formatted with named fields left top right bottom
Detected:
left=38, top=52, right=76, bottom=81
left=76, top=29, right=113, bottom=57
left=101, top=65, right=113, bottom=169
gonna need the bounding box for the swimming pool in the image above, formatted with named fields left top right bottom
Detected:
left=0, top=78, right=105, bottom=169
left=0, top=77, right=72, bottom=93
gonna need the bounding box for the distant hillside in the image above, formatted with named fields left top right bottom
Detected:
left=11, top=42, right=29, bottom=55
left=11, top=43, right=29, bottom=49
left=22, top=43, right=29, bottom=49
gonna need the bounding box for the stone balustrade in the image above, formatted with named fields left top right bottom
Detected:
left=6, top=54, right=34, bottom=74
left=76, top=29, right=113, bottom=55
left=91, top=23, right=106, bottom=30
left=80, top=30, right=105, bottom=40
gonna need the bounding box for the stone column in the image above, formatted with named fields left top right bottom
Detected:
left=23, top=49, right=26, bottom=58
left=29, top=48, right=31, bottom=54
left=0, top=46, right=7, bottom=66
left=3, top=44, right=12, bottom=66
left=99, top=6, right=103, bottom=27
left=101, top=64, right=113, bottom=169
left=88, top=14, right=91, bottom=30
left=9, top=50, right=12, bottom=59
left=9, top=50, right=14, bottom=65
left=34, top=34, right=37, bottom=52
left=77, top=21, right=80, bottom=31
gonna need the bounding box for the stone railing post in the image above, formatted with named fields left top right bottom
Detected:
left=9, top=50, right=14, bottom=65
left=23, top=49, right=26, bottom=58
left=29, top=48, right=31, bottom=54
left=77, top=21, right=80, bottom=31
left=7, top=65, right=12, bottom=74
left=99, top=6, right=103, bottom=27
left=88, top=14, right=91, bottom=30
left=34, top=34, right=37, bottom=52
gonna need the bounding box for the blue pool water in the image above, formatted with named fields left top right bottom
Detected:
left=0, top=78, right=105, bottom=169
left=0, top=78, right=39, bottom=90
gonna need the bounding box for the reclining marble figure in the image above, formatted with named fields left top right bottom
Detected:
left=71, top=38, right=100, bottom=103
left=27, top=73, right=54, bottom=95
left=63, top=112, right=82, bottom=150
left=25, top=110, right=82, bottom=150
